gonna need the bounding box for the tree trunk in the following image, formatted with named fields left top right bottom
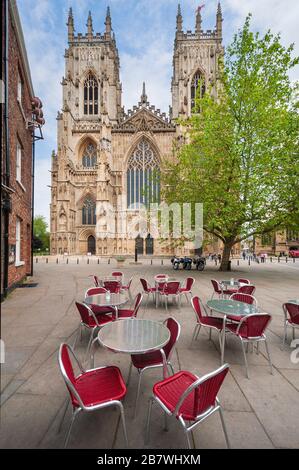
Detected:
left=219, top=240, right=235, bottom=271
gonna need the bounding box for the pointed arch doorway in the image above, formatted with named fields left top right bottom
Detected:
left=145, top=233, right=154, bottom=255
left=87, top=235, right=96, bottom=254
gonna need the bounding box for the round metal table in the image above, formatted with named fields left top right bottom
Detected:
left=97, top=318, right=170, bottom=354
left=84, top=292, right=128, bottom=319
left=207, top=298, right=259, bottom=318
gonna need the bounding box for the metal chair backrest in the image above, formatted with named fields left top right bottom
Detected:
left=103, top=280, right=120, bottom=293
left=191, top=296, right=204, bottom=321
left=133, top=293, right=143, bottom=317
left=174, top=364, right=229, bottom=420
left=237, top=313, right=271, bottom=338
left=163, top=317, right=181, bottom=359
left=230, top=293, right=257, bottom=307
left=85, top=287, right=107, bottom=297
left=75, top=301, right=98, bottom=326
left=112, top=271, right=123, bottom=278
left=211, top=279, right=221, bottom=294
left=140, top=278, right=151, bottom=293
left=185, top=277, right=195, bottom=291
left=58, top=343, right=85, bottom=408
left=238, top=285, right=256, bottom=295
left=163, top=281, right=180, bottom=295
left=283, top=303, right=299, bottom=325
left=93, top=275, right=99, bottom=287
left=238, top=278, right=250, bottom=284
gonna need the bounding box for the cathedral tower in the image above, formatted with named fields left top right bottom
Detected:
left=171, top=3, right=224, bottom=119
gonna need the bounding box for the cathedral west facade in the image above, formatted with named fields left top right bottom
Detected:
left=50, top=4, right=224, bottom=256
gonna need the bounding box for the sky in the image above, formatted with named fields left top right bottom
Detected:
left=17, top=0, right=299, bottom=225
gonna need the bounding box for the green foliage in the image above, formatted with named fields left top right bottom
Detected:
left=33, top=215, right=49, bottom=252
left=163, top=15, right=299, bottom=269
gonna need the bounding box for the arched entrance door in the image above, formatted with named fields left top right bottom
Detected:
left=87, top=235, right=96, bottom=254
left=135, top=235, right=144, bottom=255
left=145, top=234, right=154, bottom=255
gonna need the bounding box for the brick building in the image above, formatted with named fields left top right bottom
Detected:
left=1, top=0, right=44, bottom=299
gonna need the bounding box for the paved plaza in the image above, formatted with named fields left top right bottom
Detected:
left=1, top=259, right=299, bottom=449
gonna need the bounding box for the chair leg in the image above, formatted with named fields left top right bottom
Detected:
left=219, top=406, right=230, bottom=449
left=264, top=339, right=273, bottom=375
left=73, top=324, right=81, bottom=350
left=64, top=408, right=80, bottom=448
left=145, top=397, right=154, bottom=444
left=134, top=369, right=143, bottom=418
left=209, top=328, right=212, bottom=341
left=293, top=327, right=295, bottom=341
left=256, top=341, right=260, bottom=355
left=221, top=330, right=226, bottom=365
left=195, top=324, right=202, bottom=340
left=57, top=397, right=70, bottom=433
left=86, top=328, right=96, bottom=361
left=282, top=321, right=287, bottom=350
left=118, top=402, right=129, bottom=448
left=241, top=341, right=250, bottom=379
left=168, top=362, right=175, bottom=376
left=185, top=429, right=192, bottom=449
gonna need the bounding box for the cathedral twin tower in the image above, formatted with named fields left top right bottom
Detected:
left=50, top=4, right=223, bottom=256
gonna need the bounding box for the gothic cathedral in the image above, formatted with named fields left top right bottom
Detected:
left=50, top=4, right=224, bottom=256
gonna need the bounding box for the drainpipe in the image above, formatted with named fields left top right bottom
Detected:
left=3, top=0, right=10, bottom=297
left=30, top=135, right=35, bottom=276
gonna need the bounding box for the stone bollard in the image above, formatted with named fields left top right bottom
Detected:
left=151, top=259, right=153, bottom=265
left=66, top=258, right=68, bottom=264
left=36, top=258, right=38, bottom=263
left=108, top=258, right=110, bottom=264
left=278, top=257, right=280, bottom=263
left=248, top=258, right=251, bottom=266
left=77, top=258, right=79, bottom=264
left=87, top=258, right=89, bottom=264
left=270, top=257, right=272, bottom=262
left=161, top=259, right=164, bottom=265
left=46, top=258, right=48, bottom=263
left=56, top=258, right=58, bottom=264
left=237, top=259, right=239, bottom=266
left=286, top=256, right=288, bottom=263
left=293, top=257, right=295, bottom=263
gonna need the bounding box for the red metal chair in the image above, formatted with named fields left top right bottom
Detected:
left=237, top=285, right=256, bottom=295
left=222, top=313, right=273, bottom=378
left=131, top=317, right=181, bottom=417
left=85, top=287, right=114, bottom=316
left=112, top=293, right=143, bottom=320
left=227, top=293, right=258, bottom=322
left=73, top=302, right=113, bottom=356
left=140, top=278, right=156, bottom=307
left=103, top=280, right=121, bottom=293
left=146, top=364, right=230, bottom=449
left=58, top=343, right=128, bottom=448
left=282, top=303, right=299, bottom=349
left=160, top=281, right=181, bottom=310
left=211, top=279, right=223, bottom=299
left=179, top=277, right=195, bottom=303
left=191, top=296, right=224, bottom=350
left=238, top=278, right=250, bottom=284
left=93, top=275, right=100, bottom=287
left=112, top=271, right=123, bottom=278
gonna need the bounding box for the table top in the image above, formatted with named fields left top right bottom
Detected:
left=97, top=319, right=170, bottom=354
left=220, top=280, right=247, bottom=288
left=84, top=292, right=128, bottom=307
left=288, top=299, right=299, bottom=305
left=207, top=299, right=259, bottom=317
left=155, top=277, right=179, bottom=283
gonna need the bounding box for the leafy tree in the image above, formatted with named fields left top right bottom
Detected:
left=33, top=215, right=49, bottom=252
left=163, top=15, right=299, bottom=270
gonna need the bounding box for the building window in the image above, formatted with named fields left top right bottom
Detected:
left=15, top=217, right=24, bottom=265
left=82, top=143, right=97, bottom=167
left=82, top=198, right=96, bottom=225
left=16, top=140, right=22, bottom=182
left=84, top=74, right=98, bottom=115
left=17, top=72, right=23, bottom=103
left=261, top=232, right=273, bottom=246
left=287, top=229, right=299, bottom=241
left=127, top=139, right=160, bottom=208
left=191, top=71, right=205, bottom=112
